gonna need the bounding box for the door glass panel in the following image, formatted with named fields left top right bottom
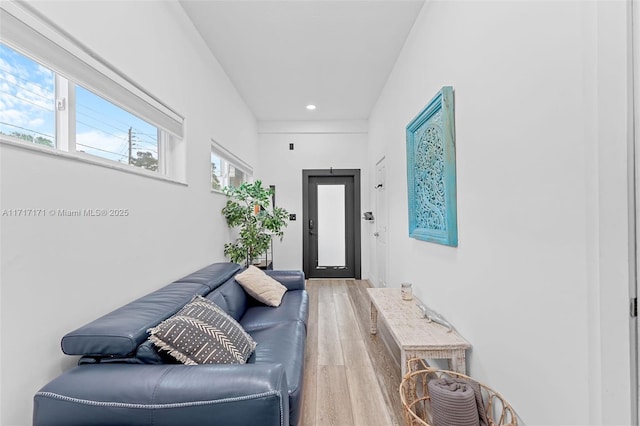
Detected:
left=317, top=184, right=345, bottom=267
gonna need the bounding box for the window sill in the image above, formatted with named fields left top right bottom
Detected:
left=0, top=136, right=187, bottom=186
left=211, top=188, right=226, bottom=195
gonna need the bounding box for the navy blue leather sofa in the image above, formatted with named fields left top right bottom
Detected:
left=33, top=262, right=308, bottom=426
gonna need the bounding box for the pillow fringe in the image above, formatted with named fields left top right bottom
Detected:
left=148, top=335, right=197, bottom=366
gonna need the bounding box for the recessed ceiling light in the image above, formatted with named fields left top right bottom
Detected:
left=306, top=104, right=316, bottom=111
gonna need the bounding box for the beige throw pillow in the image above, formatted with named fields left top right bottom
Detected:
left=235, top=266, right=287, bottom=307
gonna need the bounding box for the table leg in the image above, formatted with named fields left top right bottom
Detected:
left=449, top=349, right=466, bottom=374
left=370, top=302, right=378, bottom=335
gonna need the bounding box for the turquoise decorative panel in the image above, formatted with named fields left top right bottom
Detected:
left=406, top=86, right=458, bottom=246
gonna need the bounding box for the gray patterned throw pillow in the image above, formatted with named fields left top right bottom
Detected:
left=148, top=296, right=256, bottom=365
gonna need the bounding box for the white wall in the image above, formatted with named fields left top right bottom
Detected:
left=0, top=2, right=257, bottom=425
left=255, top=121, right=370, bottom=277
left=367, top=1, right=632, bottom=425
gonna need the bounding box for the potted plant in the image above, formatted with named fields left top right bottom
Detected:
left=222, top=180, right=289, bottom=267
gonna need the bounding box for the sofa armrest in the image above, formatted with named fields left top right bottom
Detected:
left=34, top=363, right=289, bottom=426
left=264, top=270, right=305, bottom=291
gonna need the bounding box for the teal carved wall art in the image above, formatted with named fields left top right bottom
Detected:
left=406, top=86, right=458, bottom=246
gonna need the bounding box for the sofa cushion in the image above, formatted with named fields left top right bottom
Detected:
left=206, top=290, right=229, bottom=314
left=149, top=296, right=256, bottom=365
left=264, top=270, right=306, bottom=291
left=34, top=364, right=290, bottom=426
left=62, top=281, right=210, bottom=357
left=61, top=263, right=242, bottom=357
left=205, top=278, right=248, bottom=321
left=241, top=290, right=309, bottom=332
left=174, top=262, right=241, bottom=291
left=235, top=266, right=287, bottom=307
left=247, top=321, right=306, bottom=425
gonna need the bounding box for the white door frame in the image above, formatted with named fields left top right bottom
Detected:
left=632, top=1, right=639, bottom=423
left=375, top=156, right=388, bottom=288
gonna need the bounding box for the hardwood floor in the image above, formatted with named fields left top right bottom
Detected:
left=301, top=279, right=404, bottom=426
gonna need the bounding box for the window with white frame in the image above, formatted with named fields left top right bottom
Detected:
left=0, top=43, right=55, bottom=147
left=75, top=85, right=159, bottom=170
left=0, top=4, right=183, bottom=176
left=211, top=140, right=252, bottom=191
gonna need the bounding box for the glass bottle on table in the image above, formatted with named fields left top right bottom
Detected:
left=401, top=282, right=413, bottom=301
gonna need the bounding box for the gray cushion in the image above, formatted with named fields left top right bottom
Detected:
left=148, top=296, right=256, bottom=365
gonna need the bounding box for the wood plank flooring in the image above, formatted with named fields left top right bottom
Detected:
left=301, top=279, right=404, bottom=426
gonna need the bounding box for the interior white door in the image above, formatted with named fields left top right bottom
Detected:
left=375, top=157, right=388, bottom=287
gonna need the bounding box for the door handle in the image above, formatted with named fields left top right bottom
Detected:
left=309, top=219, right=314, bottom=229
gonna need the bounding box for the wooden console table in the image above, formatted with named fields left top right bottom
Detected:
left=367, top=288, right=471, bottom=376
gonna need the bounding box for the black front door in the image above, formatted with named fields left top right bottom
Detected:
left=303, top=169, right=361, bottom=279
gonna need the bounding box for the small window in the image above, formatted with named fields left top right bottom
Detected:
left=75, top=86, right=159, bottom=171
left=0, top=42, right=176, bottom=176
left=211, top=141, right=252, bottom=191
left=228, top=164, right=246, bottom=188
left=211, top=152, right=222, bottom=190
left=0, top=43, right=55, bottom=147
left=0, top=4, right=184, bottom=180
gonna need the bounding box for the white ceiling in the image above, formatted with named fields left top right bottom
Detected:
left=180, top=1, right=425, bottom=122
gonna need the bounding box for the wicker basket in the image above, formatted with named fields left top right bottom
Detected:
left=399, top=358, right=517, bottom=426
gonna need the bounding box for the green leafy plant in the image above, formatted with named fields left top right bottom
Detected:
left=222, top=181, right=289, bottom=267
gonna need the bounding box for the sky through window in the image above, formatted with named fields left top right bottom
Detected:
left=0, top=42, right=159, bottom=171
